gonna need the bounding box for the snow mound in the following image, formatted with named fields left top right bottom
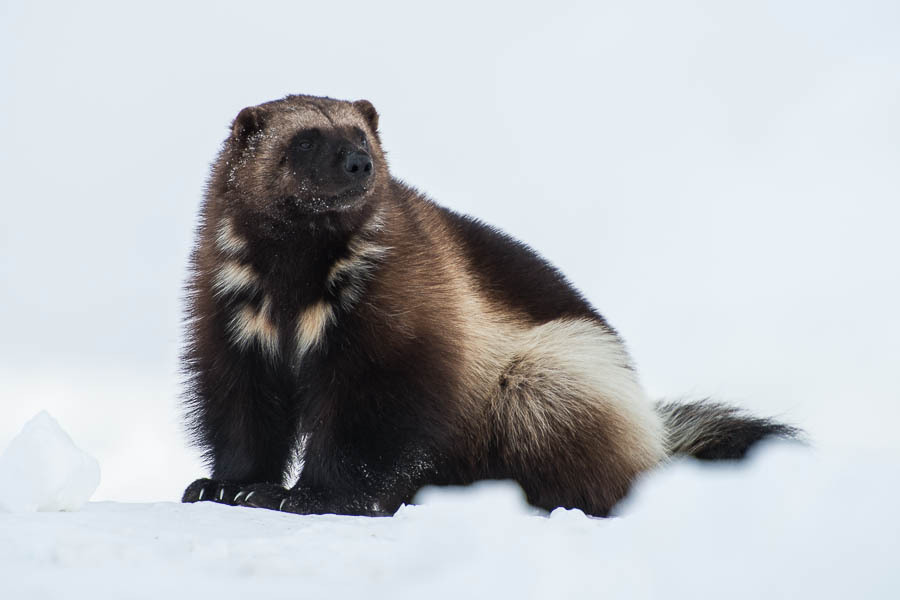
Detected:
left=0, top=411, right=100, bottom=512
left=1, top=442, right=898, bottom=598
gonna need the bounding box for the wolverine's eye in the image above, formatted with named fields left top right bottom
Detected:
left=297, top=140, right=314, bottom=151
left=360, top=137, right=368, bottom=148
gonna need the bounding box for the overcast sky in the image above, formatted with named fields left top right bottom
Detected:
left=2, top=0, right=898, bottom=501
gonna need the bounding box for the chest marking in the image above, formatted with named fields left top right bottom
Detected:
left=228, top=295, right=280, bottom=358
left=213, top=261, right=259, bottom=297
left=295, top=300, right=335, bottom=359
left=215, top=217, right=247, bottom=255
left=326, top=239, right=391, bottom=309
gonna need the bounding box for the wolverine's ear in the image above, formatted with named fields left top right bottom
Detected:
left=231, top=106, right=266, bottom=142
left=352, top=99, right=379, bottom=132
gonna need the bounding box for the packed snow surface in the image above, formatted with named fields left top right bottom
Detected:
left=2, top=442, right=897, bottom=599
left=0, top=411, right=100, bottom=513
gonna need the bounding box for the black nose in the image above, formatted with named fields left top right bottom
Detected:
left=344, top=151, right=373, bottom=178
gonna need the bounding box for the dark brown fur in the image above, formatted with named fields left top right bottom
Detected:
left=181, top=94, right=796, bottom=517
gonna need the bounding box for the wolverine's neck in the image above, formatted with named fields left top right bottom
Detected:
left=203, top=198, right=391, bottom=367
left=210, top=198, right=389, bottom=313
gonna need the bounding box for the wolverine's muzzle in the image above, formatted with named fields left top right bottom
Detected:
left=343, top=150, right=373, bottom=180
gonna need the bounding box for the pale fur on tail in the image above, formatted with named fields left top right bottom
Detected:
left=656, top=400, right=800, bottom=460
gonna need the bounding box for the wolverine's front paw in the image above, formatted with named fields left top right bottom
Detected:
left=232, top=482, right=294, bottom=512
left=182, top=478, right=296, bottom=512
left=182, top=478, right=243, bottom=505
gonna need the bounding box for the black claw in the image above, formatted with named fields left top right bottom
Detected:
left=182, top=478, right=215, bottom=503
left=182, top=478, right=244, bottom=506
left=233, top=483, right=290, bottom=511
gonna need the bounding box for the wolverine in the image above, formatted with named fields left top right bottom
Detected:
left=182, top=94, right=796, bottom=516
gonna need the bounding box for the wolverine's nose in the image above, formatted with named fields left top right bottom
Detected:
left=344, top=151, right=373, bottom=178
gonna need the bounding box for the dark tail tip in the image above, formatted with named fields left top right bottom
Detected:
left=656, top=399, right=802, bottom=460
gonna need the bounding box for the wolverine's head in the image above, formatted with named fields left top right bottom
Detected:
left=217, top=95, right=385, bottom=221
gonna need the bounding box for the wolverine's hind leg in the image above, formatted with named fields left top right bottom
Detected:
left=489, top=319, right=665, bottom=515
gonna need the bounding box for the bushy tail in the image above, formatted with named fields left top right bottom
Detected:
left=656, top=399, right=801, bottom=460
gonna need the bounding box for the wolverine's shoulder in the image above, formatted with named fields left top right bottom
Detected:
left=427, top=200, right=603, bottom=326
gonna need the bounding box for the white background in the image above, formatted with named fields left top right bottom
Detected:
left=2, top=0, right=898, bottom=502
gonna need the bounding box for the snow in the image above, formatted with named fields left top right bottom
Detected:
left=2, top=441, right=897, bottom=599
left=0, top=412, right=100, bottom=513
